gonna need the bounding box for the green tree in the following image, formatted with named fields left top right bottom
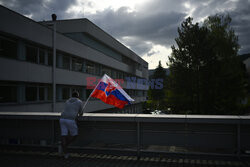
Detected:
left=149, top=61, right=167, bottom=110
left=168, top=15, right=246, bottom=115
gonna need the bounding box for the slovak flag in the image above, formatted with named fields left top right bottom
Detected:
left=91, top=74, right=134, bottom=108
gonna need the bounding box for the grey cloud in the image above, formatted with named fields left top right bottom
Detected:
left=0, top=0, right=77, bottom=20
left=189, top=0, right=250, bottom=54
left=86, top=1, right=94, bottom=8
left=136, top=0, right=187, bottom=16
left=118, top=36, right=153, bottom=56
left=190, top=0, right=230, bottom=19
left=147, top=50, right=160, bottom=57
left=230, top=0, right=250, bottom=54
left=88, top=6, right=186, bottom=55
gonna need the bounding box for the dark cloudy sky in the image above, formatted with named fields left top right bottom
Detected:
left=0, top=0, right=249, bottom=69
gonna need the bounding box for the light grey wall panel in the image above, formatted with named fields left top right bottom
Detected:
left=0, top=57, right=52, bottom=83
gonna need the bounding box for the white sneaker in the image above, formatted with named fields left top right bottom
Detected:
left=58, top=145, right=63, bottom=156
left=64, top=153, right=70, bottom=159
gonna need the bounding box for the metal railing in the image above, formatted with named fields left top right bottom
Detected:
left=0, top=112, right=250, bottom=159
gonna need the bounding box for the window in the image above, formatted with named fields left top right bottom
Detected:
left=133, top=90, right=136, bottom=97
left=95, top=64, right=101, bottom=76
left=0, top=36, right=17, bottom=59
left=39, top=49, right=45, bottom=65
left=56, top=53, right=62, bottom=68
left=136, top=63, right=142, bottom=71
left=62, top=55, right=70, bottom=70
left=86, top=61, right=95, bottom=74
left=72, top=58, right=83, bottom=72
left=86, top=89, right=93, bottom=98
left=65, top=32, right=123, bottom=62
left=102, top=66, right=111, bottom=76
left=48, top=51, right=53, bottom=66
left=24, top=84, right=52, bottom=102
left=39, top=87, right=45, bottom=101
left=122, top=56, right=131, bottom=65
left=26, top=45, right=38, bottom=63
left=111, top=70, right=117, bottom=79
left=62, top=87, right=70, bottom=100
left=0, top=85, right=17, bottom=103
left=48, top=86, right=53, bottom=101
left=128, top=89, right=136, bottom=97
left=123, top=73, right=129, bottom=79
left=57, top=54, right=70, bottom=70
left=117, top=71, right=123, bottom=79
left=138, top=90, right=143, bottom=97
left=25, top=86, right=37, bottom=101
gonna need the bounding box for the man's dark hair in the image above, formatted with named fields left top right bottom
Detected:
left=72, top=91, right=79, bottom=98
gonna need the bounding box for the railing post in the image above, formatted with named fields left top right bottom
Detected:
left=51, top=120, right=55, bottom=145
left=237, top=123, right=241, bottom=157
left=137, top=121, right=140, bottom=160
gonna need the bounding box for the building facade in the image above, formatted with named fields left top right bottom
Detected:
left=0, top=5, right=148, bottom=113
left=244, top=57, right=250, bottom=75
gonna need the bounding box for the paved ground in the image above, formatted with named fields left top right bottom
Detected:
left=0, top=150, right=249, bottom=167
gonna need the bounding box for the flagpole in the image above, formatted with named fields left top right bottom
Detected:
left=81, top=75, right=104, bottom=113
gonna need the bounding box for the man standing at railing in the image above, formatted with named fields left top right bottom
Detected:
left=59, top=91, right=83, bottom=159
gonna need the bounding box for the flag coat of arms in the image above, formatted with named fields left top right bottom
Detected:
left=91, top=74, right=134, bottom=108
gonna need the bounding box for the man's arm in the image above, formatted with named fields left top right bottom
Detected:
left=77, top=102, right=84, bottom=120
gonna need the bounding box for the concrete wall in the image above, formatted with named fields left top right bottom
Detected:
left=0, top=57, right=52, bottom=83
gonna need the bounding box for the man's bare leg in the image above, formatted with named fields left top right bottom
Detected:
left=61, top=136, right=68, bottom=154
left=66, top=135, right=77, bottom=146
